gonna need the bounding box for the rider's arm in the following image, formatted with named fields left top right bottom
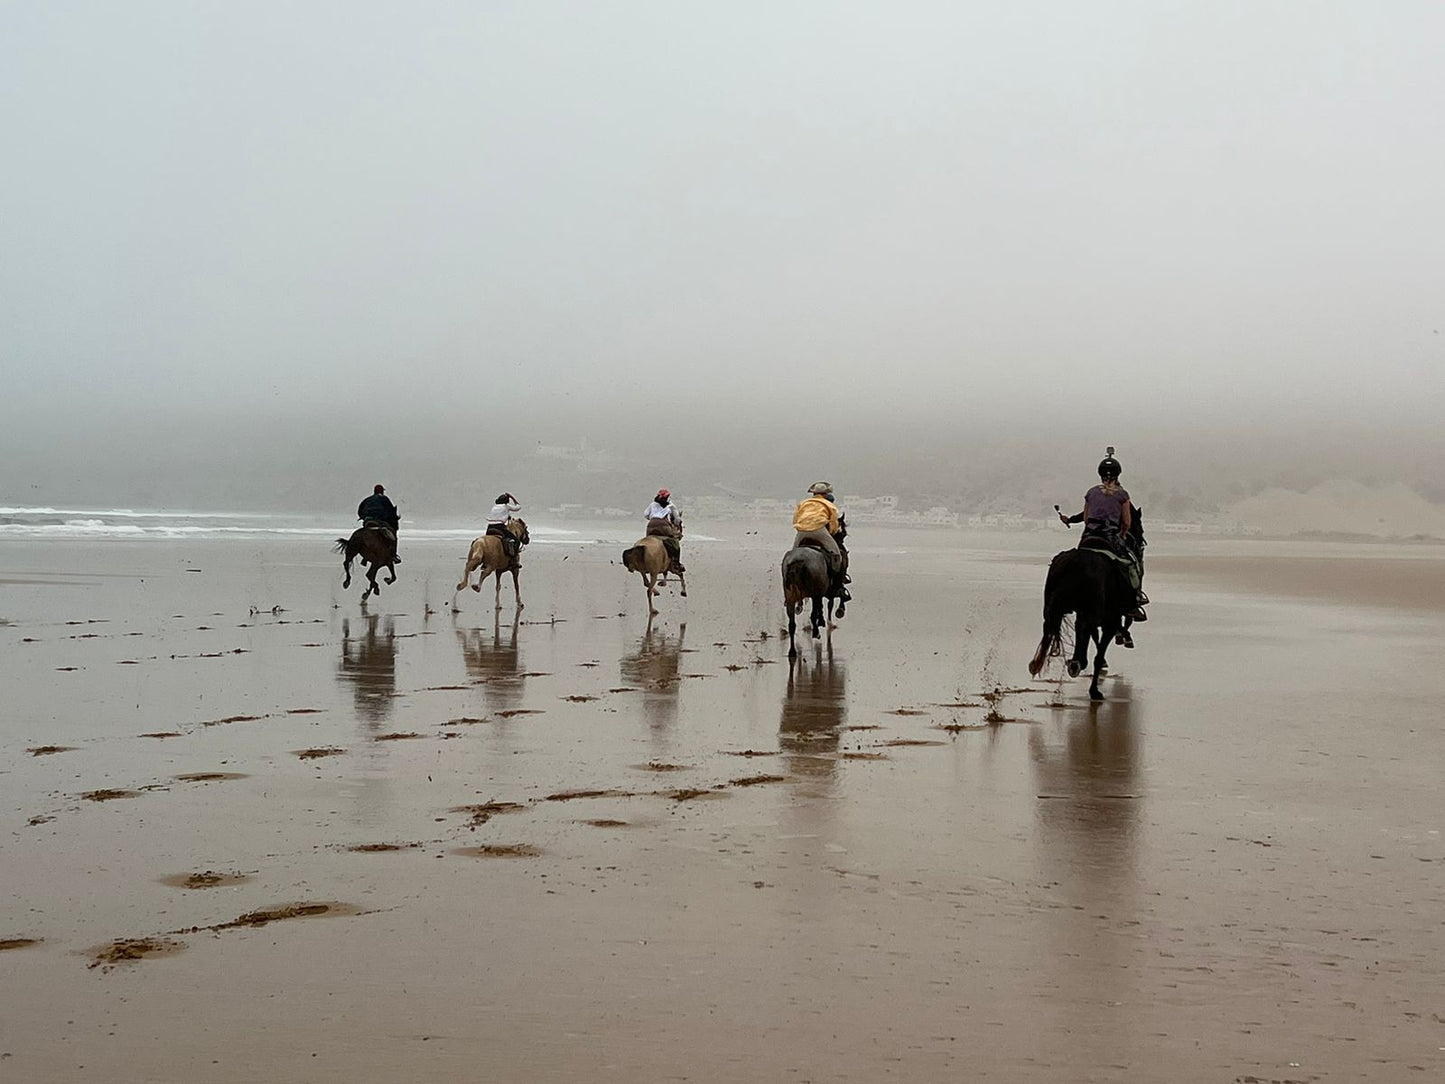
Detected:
left=825, top=502, right=840, bottom=535
left=1120, top=500, right=1132, bottom=536
left=1060, top=507, right=1085, bottom=524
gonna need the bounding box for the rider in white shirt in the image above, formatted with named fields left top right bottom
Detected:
left=645, top=489, right=684, bottom=572
left=486, top=493, right=522, bottom=558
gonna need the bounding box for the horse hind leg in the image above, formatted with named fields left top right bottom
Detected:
left=511, top=566, right=524, bottom=610
left=675, top=569, right=686, bottom=599
left=787, top=601, right=798, bottom=658
left=1089, top=624, right=1116, bottom=701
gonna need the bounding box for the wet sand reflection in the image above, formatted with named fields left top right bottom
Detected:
left=1029, top=679, right=1142, bottom=873
left=1027, top=678, right=1143, bottom=1059
left=780, top=643, right=845, bottom=796
left=338, top=614, right=397, bottom=724
left=619, top=618, right=685, bottom=747
left=456, top=612, right=525, bottom=716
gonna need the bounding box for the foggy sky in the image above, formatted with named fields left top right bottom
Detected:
left=3, top=2, right=1444, bottom=504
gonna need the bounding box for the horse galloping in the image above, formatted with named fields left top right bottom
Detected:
left=622, top=536, right=686, bottom=616
left=455, top=518, right=530, bottom=609
left=782, top=544, right=847, bottom=658
left=1028, top=510, right=1146, bottom=701
left=335, top=526, right=397, bottom=602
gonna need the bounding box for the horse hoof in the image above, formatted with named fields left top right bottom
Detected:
left=679, top=590, right=687, bottom=598
left=1066, top=660, right=1082, bottom=678
left=471, top=584, right=481, bottom=593
left=1089, top=688, right=1105, bottom=702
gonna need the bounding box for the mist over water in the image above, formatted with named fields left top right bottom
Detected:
left=3, top=4, right=1443, bottom=537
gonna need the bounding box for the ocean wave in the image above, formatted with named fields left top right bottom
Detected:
left=0, top=507, right=721, bottom=545
left=0, top=506, right=265, bottom=519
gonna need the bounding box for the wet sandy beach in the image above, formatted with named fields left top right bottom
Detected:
left=2, top=529, right=1443, bottom=1082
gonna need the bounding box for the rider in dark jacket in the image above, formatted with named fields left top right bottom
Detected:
left=357, top=484, right=400, bottom=561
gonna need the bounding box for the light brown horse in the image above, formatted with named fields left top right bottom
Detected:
left=454, top=518, right=530, bottom=609
left=621, top=535, right=687, bottom=616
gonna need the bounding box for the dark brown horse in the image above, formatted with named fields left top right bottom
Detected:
left=335, top=526, right=397, bottom=602
left=1028, top=509, right=1146, bottom=700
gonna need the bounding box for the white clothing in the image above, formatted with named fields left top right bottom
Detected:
left=645, top=501, right=681, bottom=526
left=488, top=500, right=521, bottom=524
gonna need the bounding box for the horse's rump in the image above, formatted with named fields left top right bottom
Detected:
left=622, top=544, right=645, bottom=572
left=781, top=547, right=829, bottom=608
left=623, top=536, right=666, bottom=573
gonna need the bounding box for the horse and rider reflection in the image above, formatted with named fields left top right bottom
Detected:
left=619, top=618, right=686, bottom=737
left=1028, top=678, right=1142, bottom=878
left=779, top=642, right=846, bottom=791
left=338, top=613, right=398, bottom=724
left=455, top=611, right=526, bottom=716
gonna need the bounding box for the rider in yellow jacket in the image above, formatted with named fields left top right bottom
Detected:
left=792, top=482, right=850, bottom=601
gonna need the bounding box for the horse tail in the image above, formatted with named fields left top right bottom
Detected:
left=1029, top=551, right=1074, bottom=676
left=622, top=545, right=645, bottom=572
left=781, top=550, right=812, bottom=609
left=334, top=537, right=351, bottom=555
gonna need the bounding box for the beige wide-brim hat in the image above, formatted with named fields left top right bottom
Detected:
left=808, top=481, right=833, bottom=495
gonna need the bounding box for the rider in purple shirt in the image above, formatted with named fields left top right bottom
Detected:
left=1058, top=451, right=1147, bottom=621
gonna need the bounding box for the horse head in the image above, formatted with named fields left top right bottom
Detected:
left=508, top=517, right=531, bottom=546
left=1128, top=506, right=1145, bottom=552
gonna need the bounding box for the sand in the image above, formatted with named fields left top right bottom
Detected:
left=1, top=530, right=1443, bottom=1082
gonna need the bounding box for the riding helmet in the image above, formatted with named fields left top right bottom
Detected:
left=808, top=481, right=833, bottom=496
left=1097, top=454, right=1122, bottom=480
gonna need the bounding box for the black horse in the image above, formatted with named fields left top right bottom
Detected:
left=1028, top=509, right=1146, bottom=701
left=782, top=520, right=848, bottom=658
left=335, top=526, right=397, bottom=602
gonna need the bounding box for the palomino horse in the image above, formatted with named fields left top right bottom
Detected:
left=622, top=536, right=686, bottom=616
left=455, top=518, right=530, bottom=609
left=1028, top=509, right=1146, bottom=701
left=335, top=526, right=397, bottom=602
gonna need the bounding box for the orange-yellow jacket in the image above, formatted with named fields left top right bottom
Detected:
left=792, top=496, right=840, bottom=534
